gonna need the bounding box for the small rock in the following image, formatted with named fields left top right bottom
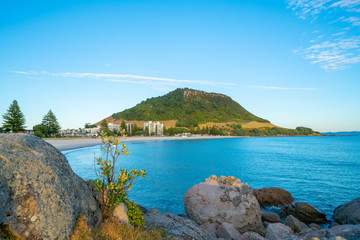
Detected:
left=333, top=197, right=360, bottom=225
left=144, top=208, right=215, bottom=240
left=284, top=215, right=309, bottom=233
left=253, top=187, right=294, bottom=207
left=239, top=231, right=265, bottom=240
left=309, top=223, right=322, bottom=230
left=263, top=221, right=270, bottom=228
left=280, top=202, right=327, bottom=223
left=200, top=222, right=217, bottom=238
left=261, top=210, right=281, bottom=223
left=255, top=223, right=266, bottom=237
left=329, top=222, right=340, bottom=228
left=265, top=223, right=294, bottom=240
left=216, top=222, right=241, bottom=240
left=111, top=203, right=129, bottom=224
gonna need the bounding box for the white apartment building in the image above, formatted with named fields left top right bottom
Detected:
left=144, top=121, right=164, bottom=135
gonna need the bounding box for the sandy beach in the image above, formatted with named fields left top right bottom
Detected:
left=45, top=135, right=237, bottom=151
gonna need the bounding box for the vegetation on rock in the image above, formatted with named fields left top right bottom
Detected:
left=93, top=131, right=147, bottom=216
left=70, top=216, right=172, bottom=240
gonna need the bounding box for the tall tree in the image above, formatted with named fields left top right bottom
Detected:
left=42, top=110, right=61, bottom=136
left=2, top=100, right=26, bottom=132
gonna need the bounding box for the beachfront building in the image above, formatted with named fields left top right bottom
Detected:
left=144, top=121, right=164, bottom=135
left=126, top=123, right=134, bottom=133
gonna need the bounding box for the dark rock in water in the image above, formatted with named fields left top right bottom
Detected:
left=0, top=134, right=102, bottom=240
left=184, top=175, right=261, bottom=234
left=265, top=223, right=294, bottom=240
left=136, top=204, right=148, bottom=214
left=144, top=208, right=215, bottom=240
left=333, top=197, right=360, bottom=225
left=261, top=210, right=282, bottom=223
left=280, top=202, right=327, bottom=223
left=253, top=187, right=294, bottom=207
left=299, top=224, right=360, bottom=240
left=284, top=215, right=309, bottom=233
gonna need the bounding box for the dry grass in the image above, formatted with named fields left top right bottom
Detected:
left=241, top=121, right=279, bottom=129
left=70, top=216, right=171, bottom=240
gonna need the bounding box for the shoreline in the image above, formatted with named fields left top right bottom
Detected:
left=45, top=135, right=238, bottom=151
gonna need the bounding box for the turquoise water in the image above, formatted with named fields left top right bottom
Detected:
left=63, top=136, right=360, bottom=220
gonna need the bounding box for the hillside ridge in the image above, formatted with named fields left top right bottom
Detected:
left=110, top=88, right=269, bottom=127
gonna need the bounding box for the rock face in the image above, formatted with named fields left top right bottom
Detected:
left=184, top=175, right=261, bottom=234
left=280, top=202, right=327, bottom=223
left=144, top=208, right=215, bottom=240
left=0, top=134, right=102, bottom=240
left=284, top=215, right=309, bottom=233
left=333, top=197, right=360, bottom=225
left=253, top=187, right=294, bottom=207
left=265, top=223, right=294, bottom=240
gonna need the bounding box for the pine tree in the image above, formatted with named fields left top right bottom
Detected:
left=42, top=110, right=61, bottom=136
left=2, top=100, right=26, bottom=132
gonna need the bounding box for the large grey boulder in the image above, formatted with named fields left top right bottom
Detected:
left=184, top=175, right=261, bottom=234
left=280, top=202, right=327, bottom=223
left=253, top=187, right=294, bottom=207
left=144, top=208, right=215, bottom=240
left=265, top=223, right=294, bottom=240
left=333, top=197, right=360, bottom=225
left=0, top=134, right=101, bottom=239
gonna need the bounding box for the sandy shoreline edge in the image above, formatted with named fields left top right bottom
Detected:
left=45, top=135, right=238, bottom=151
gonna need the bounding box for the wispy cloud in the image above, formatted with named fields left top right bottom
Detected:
left=287, top=0, right=360, bottom=70
left=10, top=71, right=235, bottom=88
left=295, top=37, right=360, bottom=70
left=249, top=85, right=316, bottom=91
left=288, top=0, right=360, bottom=19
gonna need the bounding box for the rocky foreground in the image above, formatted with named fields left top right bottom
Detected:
left=0, top=134, right=359, bottom=240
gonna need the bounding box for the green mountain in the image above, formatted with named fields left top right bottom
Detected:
left=112, top=88, right=269, bottom=127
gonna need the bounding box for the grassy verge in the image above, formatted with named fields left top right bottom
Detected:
left=71, top=216, right=172, bottom=240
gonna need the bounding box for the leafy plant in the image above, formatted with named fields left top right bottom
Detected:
left=93, top=130, right=147, bottom=216
left=126, top=201, right=145, bottom=228
left=0, top=223, right=20, bottom=240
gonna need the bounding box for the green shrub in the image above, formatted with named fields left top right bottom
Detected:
left=93, top=130, right=147, bottom=216
left=0, top=223, right=20, bottom=240
left=126, top=201, right=145, bottom=228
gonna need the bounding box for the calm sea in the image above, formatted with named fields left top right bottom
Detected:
left=63, top=136, right=360, bottom=220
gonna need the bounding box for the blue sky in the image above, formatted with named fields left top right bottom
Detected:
left=1, top=0, right=359, bottom=132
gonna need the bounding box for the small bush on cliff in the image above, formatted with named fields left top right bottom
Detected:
left=0, top=223, right=21, bottom=240
left=126, top=201, right=145, bottom=227
left=93, top=130, right=147, bottom=216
